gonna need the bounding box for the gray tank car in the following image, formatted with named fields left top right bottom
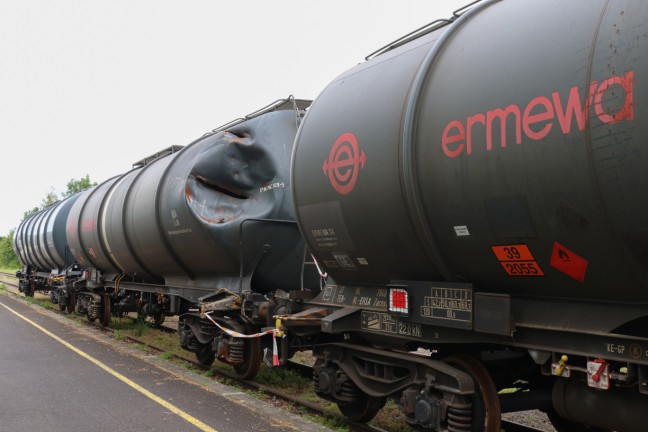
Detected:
left=11, top=1, right=648, bottom=429
left=287, top=0, right=648, bottom=430
left=68, top=99, right=308, bottom=292
left=59, top=98, right=313, bottom=375
left=13, top=194, right=82, bottom=298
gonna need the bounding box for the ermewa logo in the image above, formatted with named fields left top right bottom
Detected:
left=323, top=132, right=366, bottom=195
left=441, top=70, right=634, bottom=158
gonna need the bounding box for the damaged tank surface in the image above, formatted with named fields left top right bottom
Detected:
left=62, top=98, right=312, bottom=328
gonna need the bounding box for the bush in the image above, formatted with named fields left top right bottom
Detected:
left=0, top=230, right=20, bottom=269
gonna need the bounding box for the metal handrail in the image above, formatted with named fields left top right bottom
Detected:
left=206, top=96, right=312, bottom=136
left=364, top=0, right=482, bottom=61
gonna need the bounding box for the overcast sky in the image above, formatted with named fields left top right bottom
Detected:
left=0, top=0, right=468, bottom=236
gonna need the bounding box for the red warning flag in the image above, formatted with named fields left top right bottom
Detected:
left=272, top=334, right=280, bottom=366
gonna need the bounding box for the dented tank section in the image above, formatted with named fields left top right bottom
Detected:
left=66, top=99, right=311, bottom=293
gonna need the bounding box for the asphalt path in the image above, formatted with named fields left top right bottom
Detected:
left=0, top=292, right=332, bottom=432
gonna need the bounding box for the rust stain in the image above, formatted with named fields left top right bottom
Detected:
left=184, top=183, right=193, bottom=203
left=223, top=131, right=253, bottom=146
left=198, top=214, right=225, bottom=224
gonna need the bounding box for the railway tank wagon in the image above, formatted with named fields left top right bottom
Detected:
left=62, top=98, right=316, bottom=376
left=13, top=194, right=82, bottom=298
left=287, top=0, right=648, bottom=430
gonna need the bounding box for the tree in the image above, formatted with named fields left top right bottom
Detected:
left=40, top=187, right=59, bottom=209
left=23, top=207, right=39, bottom=219
left=13, top=175, right=98, bottom=268
left=0, top=230, right=20, bottom=269
left=21, top=175, right=97, bottom=222
left=63, top=174, right=97, bottom=197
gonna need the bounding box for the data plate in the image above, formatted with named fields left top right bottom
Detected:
left=404, top=281, right=473, bottom=330
left=360, top=311, right=422, bottom=338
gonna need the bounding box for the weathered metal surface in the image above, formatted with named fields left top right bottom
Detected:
left=65, top=99, right=311, bottom=294
left=14, top=193, right=81, bottom=272
left=293, top=0, right=648, bottom=304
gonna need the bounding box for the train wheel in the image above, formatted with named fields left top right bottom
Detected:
left=137, top=304, right=165, bottom=327
left=233, top=337, right=261, bottom=380
left=444, top=354, right=501, bottom=432
left=85, top=295, right=97, bottom=322
left=101, top=294, right=111, bottom=327
left=153, top=312, right=165, bottom=326
left=337, top=394, right=386, bottom=423
left=196, top=344, right=215, bottom=366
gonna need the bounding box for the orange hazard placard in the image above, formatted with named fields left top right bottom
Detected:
left=491, top=244, right=545, bottom=277
left=499, top=261, right=545, bottom=276
left=491, top=245, right=535, bottom=261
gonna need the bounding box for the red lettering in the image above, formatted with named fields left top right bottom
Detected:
left=486, top=105, right=521, bottom=150
left=81, top=219, right=96, bottom=232
left=553, top=81, right=597, bottom=134
left=442, top=120, right=465, bottom=158
left=441, top=70, right=635, bottom=158
left=67, top=221, right=76, bottom=241
left=594, top=70, right=634, bottom=123
left=466, top=113, right=485, bottom=155
left=523, top=96, right=554, bottom=140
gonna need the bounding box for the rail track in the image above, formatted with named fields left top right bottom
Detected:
left=0, top=271, right=550, bottom=432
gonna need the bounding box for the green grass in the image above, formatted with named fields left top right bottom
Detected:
left=255, top=365, right=310, bottom=391
left=303, top=414, right=348, bottom=432
left=131, top=343, right=149, bottom=353
left=110, top=316, right=149, bottom=336
left=371, top=399, right=411, bottom=432
left=24, top=295, right=50, bottom=309
left=0, top=267, right=18, bottom=273
left=181, top=361, right=202, bottom=373
left=159, top=351, right=173, bottom=360
left=133, top=319, right=148, bottom=337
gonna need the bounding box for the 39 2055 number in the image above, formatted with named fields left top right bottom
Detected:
left=501, top=261, right=544, bottom=276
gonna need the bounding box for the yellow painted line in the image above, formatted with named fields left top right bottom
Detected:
left=0, top=301, right=217, bottom=432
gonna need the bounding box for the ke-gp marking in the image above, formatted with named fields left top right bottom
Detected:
left=441, top=70, right=634, bottom=158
